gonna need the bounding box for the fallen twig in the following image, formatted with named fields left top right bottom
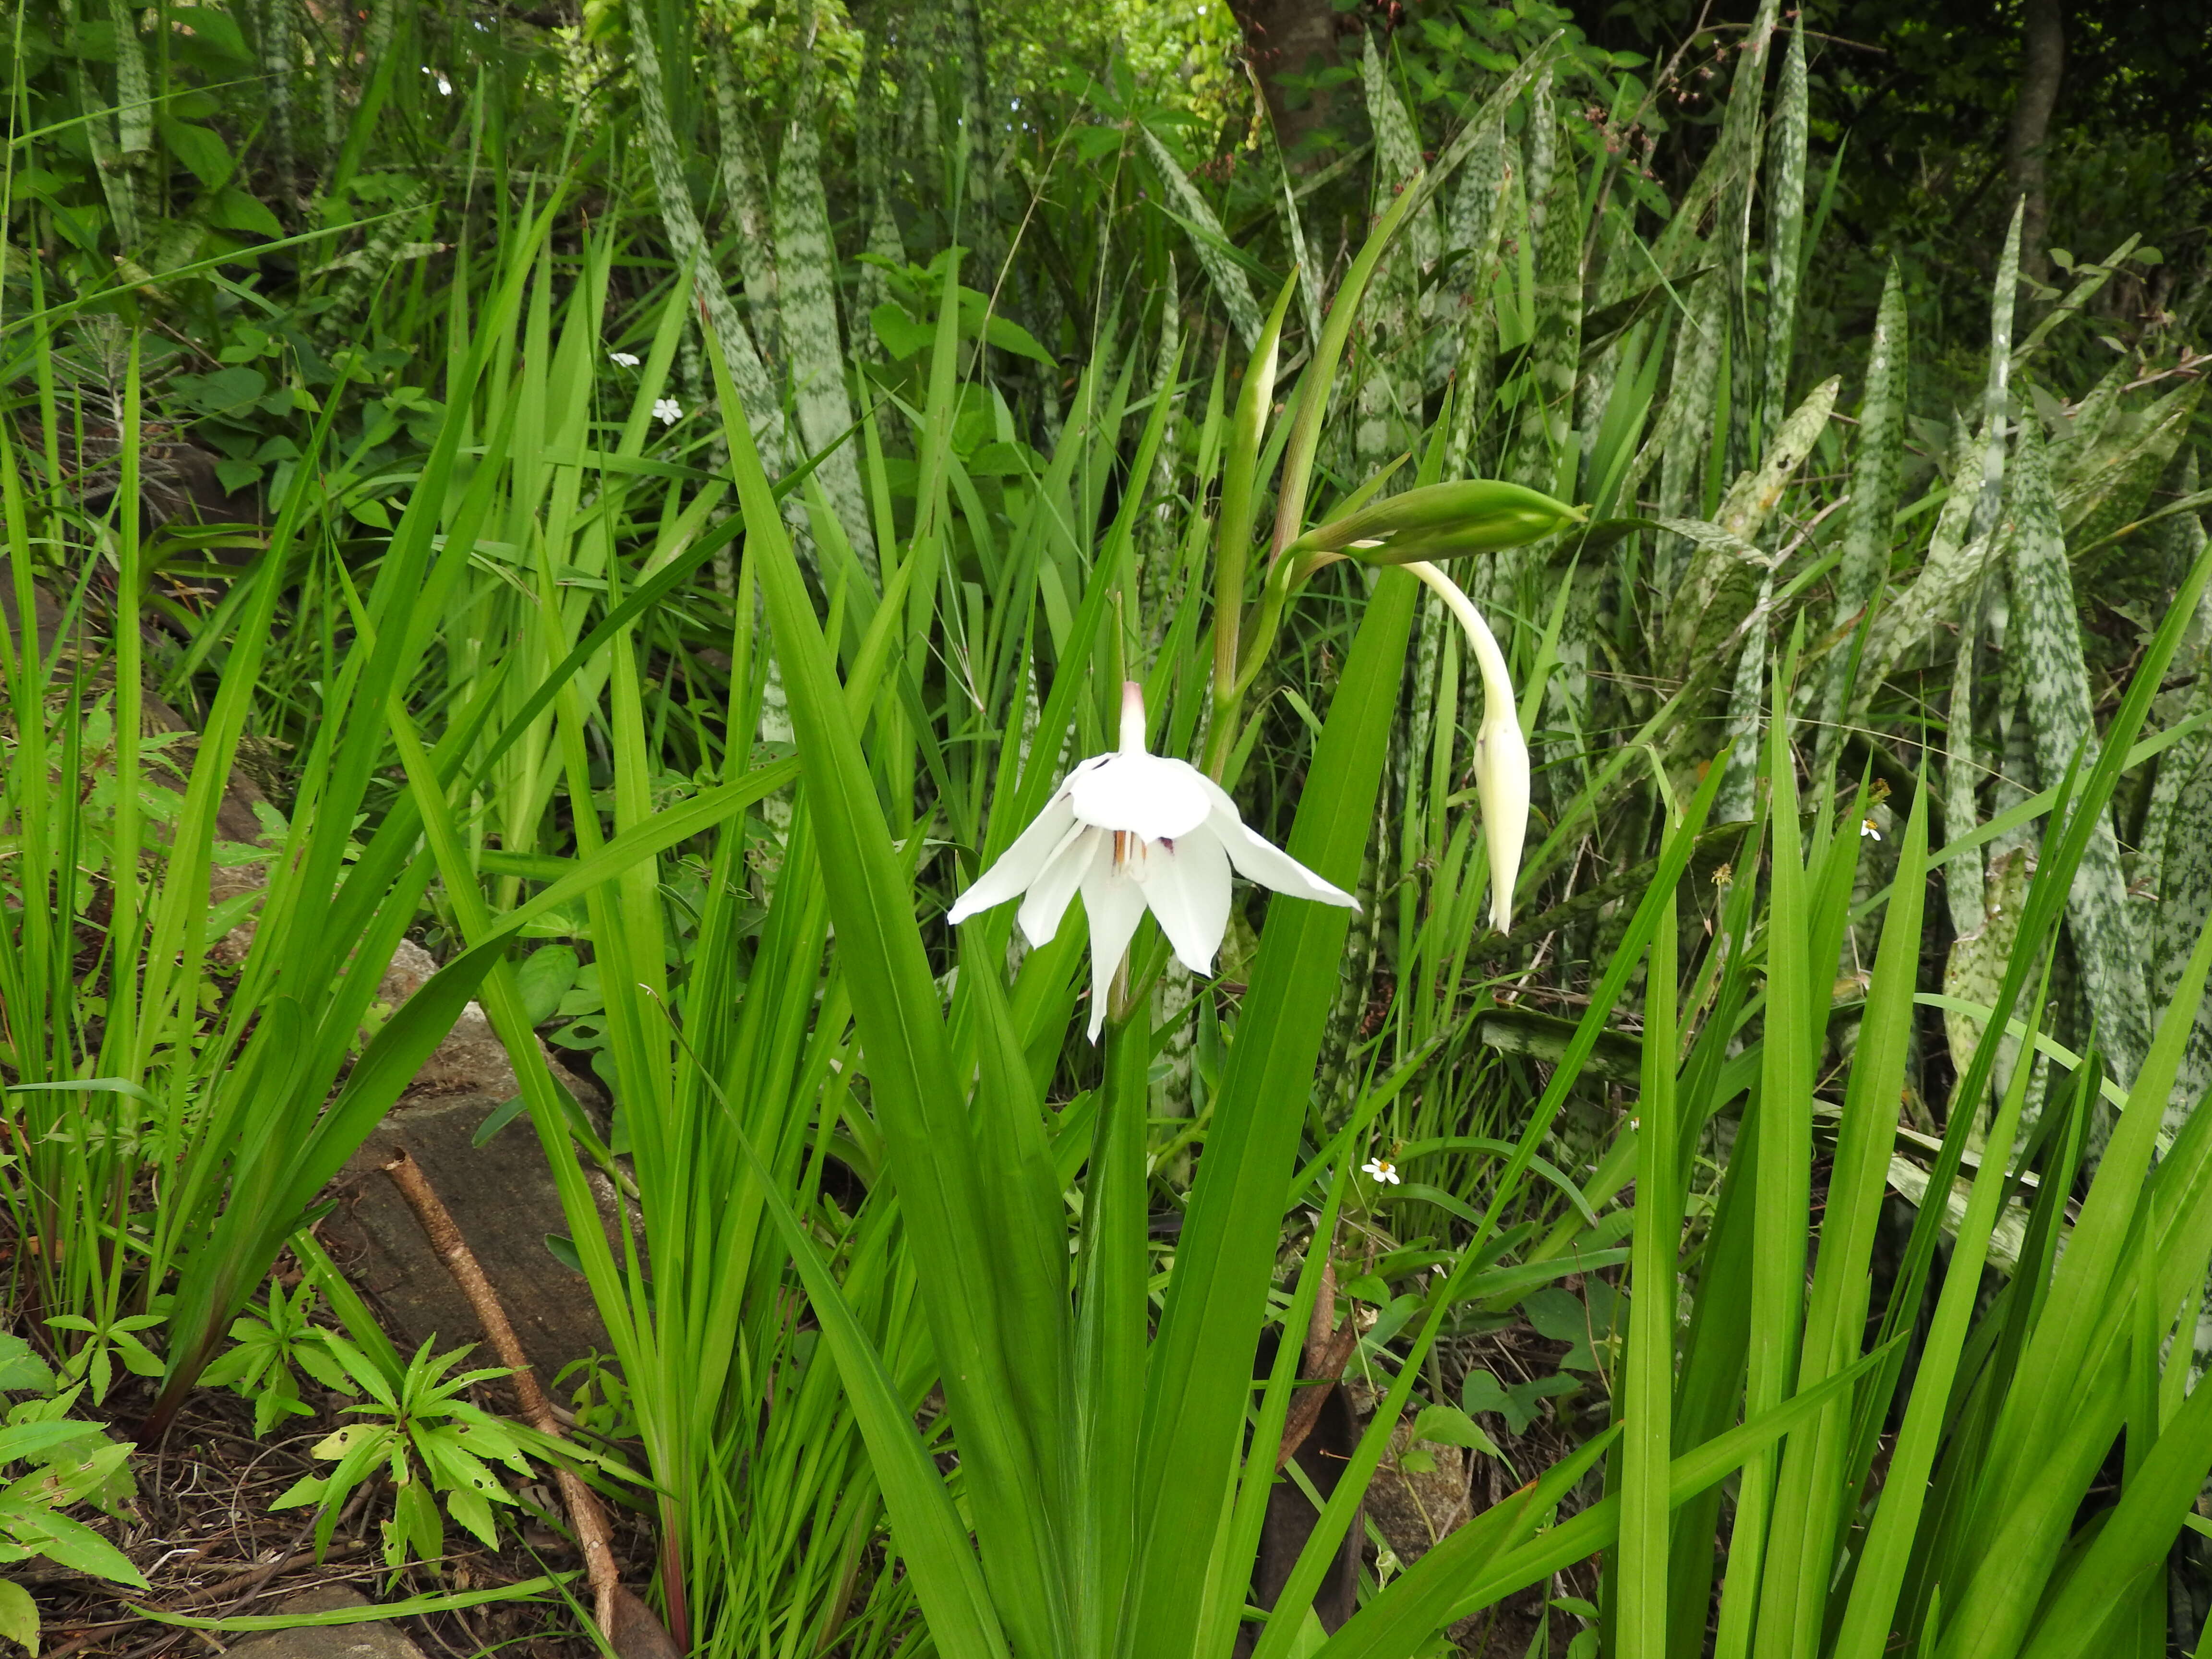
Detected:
left=380, top=1148, right=675, bottom=1659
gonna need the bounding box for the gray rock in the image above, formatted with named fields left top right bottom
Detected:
left=372, top=941, right=603, bottom=1110
left=226, top=1586, right=426, bottom=1659
left=307, top=926, right=620, bottom=1390
left=319, top=1092, right=624, bottom=1384
left=1365, top=1419, right=1473, bottom=1565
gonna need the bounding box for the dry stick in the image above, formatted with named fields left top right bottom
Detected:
left=378, top=1149, right=667, bottom=1654
left=1277, top=1322, right=1362, bottom=1470
left=1279, top=1251, right=1363, bottom=1470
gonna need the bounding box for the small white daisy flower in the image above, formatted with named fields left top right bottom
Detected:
left=609, top=351, right=641, bottom=368
left=1861, top=817, right=1882, bottom=841
left=653, top=398, right=683, bottom=425
left=1361, top=1157, right=1401, bottom=1185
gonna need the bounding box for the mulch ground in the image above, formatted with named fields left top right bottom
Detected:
left=23, top=1375, right=632, bottom=1659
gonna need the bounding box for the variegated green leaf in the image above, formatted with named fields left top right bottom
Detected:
left=1653, top=268, right=1727, bottom=595
left=1812, top=262, right=1907, bottom=766
left=1854, top=441, right=2000, bottom=711
left=626, top=0, right=784, bottom=472
left=1140, top=127, right=1261, bottom=350
left=708, top=27, right=781, bottom=361
left=1712, top=571, right=1773, bottom=823
left=774, top=47, right=878, bottom=577
left=1944, top=848, right=2032, bottom=1140
left=1760, top=13, right=1808, bottom=445
left=2143, top=515, right=2212, bottom=1121
left=1665, top=376, right=1837, bottom=678
left=2058, top=376, right=2204, bottom=552
left=2008, top=417, right=2151, bottom=1087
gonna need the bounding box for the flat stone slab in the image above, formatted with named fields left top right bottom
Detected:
left=226, top=1586, right=425, bottom=1659
left=320, top=1092, right=622, bottom=1383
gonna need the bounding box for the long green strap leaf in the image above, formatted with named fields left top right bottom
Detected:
left=1616, top=808, right=1681, bottom=1659
left=706, top=310, right=1072, bottom=1657
left=1129, top=571, right=1420, bottom=1648
left=1769, top=777, right=1929, bottom=1658
left=727, top=1111, right=1010, bottom=1659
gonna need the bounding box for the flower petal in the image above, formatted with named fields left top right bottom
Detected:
left=1198, top=798, right=1358, bottom=908
left=1016, top=823, right=1098, bottom=947
left=947, top=792, right=1078, bottom=923
left=1068, top=752, right=1212, bottom=840
left=1078, top=841, right=1150, bottom=1043
left=1472, top=707, right=1530, bottom=935
left=1137, top=832, right=1231, bottom=975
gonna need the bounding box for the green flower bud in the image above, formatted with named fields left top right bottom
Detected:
left=1287, top=480, right=1584, bottom=565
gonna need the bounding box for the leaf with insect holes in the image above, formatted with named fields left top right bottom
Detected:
left=305, top=1423, right=376, bottom=1464
left=412, top=1427, right=517, bottom=1512
left=447, top=1415, right=533, bottom=1477
left=5, top=1437, right=136, bottom=1515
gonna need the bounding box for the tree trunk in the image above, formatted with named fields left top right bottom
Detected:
left=1232, top=0, right=1344, bottom=162
left=2004, top=0, right=2064, bottom=280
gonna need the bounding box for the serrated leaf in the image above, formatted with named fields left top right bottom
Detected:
left=0, top=1340, right=54, bottom=1395
left=9, top=1508, right=145, bottom=1588
left=291, top=1341, right=356, bottom=1395
left=394, top=1479, right=442, bottom=1566
left=0, top=1424, right=104, bottom=1470
left=449, top=1418, right=529, bottom=1473
left=443, top=1485, right=498, bottom=1551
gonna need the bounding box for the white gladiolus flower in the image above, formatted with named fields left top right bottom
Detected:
left=609, top=351, right=642, bottom=368
left=948, top=681, right=1357, bottom=1040
left=1402, top=561, right=1529, bottom=935
left=653, top=398, right=683, bottom=425
left=1361, top=1157, right=1401, bottom=1185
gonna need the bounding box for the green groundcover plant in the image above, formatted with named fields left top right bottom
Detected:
left=4, top=0, right=2212, bottom=1655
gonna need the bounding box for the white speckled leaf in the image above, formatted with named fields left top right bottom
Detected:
left=2008, top=417, right=2151, bottom=1087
